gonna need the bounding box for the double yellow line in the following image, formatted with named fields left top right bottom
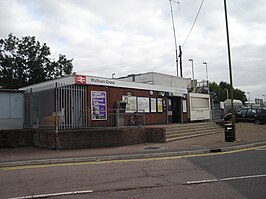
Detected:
left=1, top=145, right=265, bottom=171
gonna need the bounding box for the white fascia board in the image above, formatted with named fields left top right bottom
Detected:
left=19, top=74, right=187, bottom=95
left=19, top=76, right=75, bottom=92
left=86, top=75, right=187, bottom=94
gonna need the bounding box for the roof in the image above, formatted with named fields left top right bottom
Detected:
left=19, top=73, right=188, bottom=96
left=0, top=89, right=25, bottom=93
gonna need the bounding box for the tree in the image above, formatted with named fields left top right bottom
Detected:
left=0, top=33, right=73, bottom=89
left=209, top=81, right=247, bottom=104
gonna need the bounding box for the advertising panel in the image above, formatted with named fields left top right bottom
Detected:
left=157, top=98, right=163, bottom=112
left=122, top=96, right=137, bottom=113
left=150, top=98, right=157, bottom=113
left=91, top=91, right=107, bottom=120
left=137, top=97, right=150, bottom=113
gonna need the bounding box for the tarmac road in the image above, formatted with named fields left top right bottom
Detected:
left=190, top=147, right=266, bottom=199
left=1, top=146, right=265, bottom=199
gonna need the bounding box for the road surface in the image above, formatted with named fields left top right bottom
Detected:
left=0, top=146, right=265, bottom=199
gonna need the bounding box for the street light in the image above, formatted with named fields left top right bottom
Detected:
left=247, top=92, right=250, bottom=104
left=112, top=73, right=115, bottom=79
left=225, top=88, right=229, bottom=100
left=202, top=62, right=208, bottom=81
left=203, top=62, right=209, bottom=93
left=188, top=58, right=194, bottom=81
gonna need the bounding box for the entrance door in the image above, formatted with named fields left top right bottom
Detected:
left=172, top=97, right=182, bottom=123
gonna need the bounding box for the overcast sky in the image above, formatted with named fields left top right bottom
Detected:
left=0, top=0, right=265, bottom=101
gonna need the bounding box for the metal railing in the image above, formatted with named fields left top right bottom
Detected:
left=80, top=109, right=145, bottom=128
left=24, top=83, right=88, bottom=130
left=24, top=83, right=145, bottom=130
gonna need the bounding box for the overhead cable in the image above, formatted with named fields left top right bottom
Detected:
left=77, top=51, right=173, bottom=73
left=182, top=0, right=205, bottom=47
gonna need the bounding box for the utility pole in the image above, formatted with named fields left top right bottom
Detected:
left=179, top=45, right=183, bottom=77
left=224, top=0, right=236, bottom=141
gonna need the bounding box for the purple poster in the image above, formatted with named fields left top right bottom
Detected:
left=91, top=91, right=107, bottom=120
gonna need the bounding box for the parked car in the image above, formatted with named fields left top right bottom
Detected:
left=224, top=107, right=266, bottom=125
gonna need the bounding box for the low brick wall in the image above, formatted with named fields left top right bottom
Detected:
left=33, top=130, right=56, bottom=149
left=0, top=130, right=33, bottom=148
left=53, top=128, right=146, bottom=149
left=1, top=127, right=166, bottom=149
left=145, top=127, right=166, bottom=143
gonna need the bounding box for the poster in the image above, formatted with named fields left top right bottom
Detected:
left=122, top=96, right=137, bottom=113
left=91, top=91, right=107, bottom=120
left=157, top=98, right=163, bottom=112
left=183, top=100, right=187, bottom=113
left=150, top=98, right=157, bottom=113
left=137, top=97, right=150, bottom=113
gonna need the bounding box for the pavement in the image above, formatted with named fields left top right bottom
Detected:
left=1, top=123, right=266, bottom=167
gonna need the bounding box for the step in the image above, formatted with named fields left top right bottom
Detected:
left=165, top=123, right=219, bottom=131
left=165, top=122, right=218, bottom=127
left=164, top=122, right=223, bottom=142
left=166, top=129, right=222, bottom=139
left=166, top=131, right=221, bottom=142
left=166, top=126, right=221, bottom=135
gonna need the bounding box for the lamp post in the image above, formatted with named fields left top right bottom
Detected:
left=225, top=88, right=229, bottom=100
left=247, top=92, right=250, bottom=104
left=223, top=0, right=236, bottom=141
left=188, top=59, right=194, bottom=88
left=202, top=62, right=208, bottom=81
left=112, top=73, right=115, bottom=79
left=203, top=62, right=209, bottom=93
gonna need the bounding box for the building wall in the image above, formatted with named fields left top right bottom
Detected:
left=119, top=72, right=191, bottom=90
left=87, top=85, right=168, bottom=125
left=0, top=91, right=24, bottom=130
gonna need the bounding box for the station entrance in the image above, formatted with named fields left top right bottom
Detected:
left=168, top=97, right=182, bottom=124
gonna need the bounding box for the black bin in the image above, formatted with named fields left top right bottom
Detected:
left=224, top=123, right=235, bottom=142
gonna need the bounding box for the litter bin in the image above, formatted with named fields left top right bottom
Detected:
left=224, top=123, right=235, bottom=142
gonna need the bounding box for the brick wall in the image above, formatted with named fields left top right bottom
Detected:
left=0, top=130, right=33, bottom=148
left=88, top=85, right=168, bottom=125
left=54, top=128, right=147, bottom=149
left=1, top=127, right=166, bottom=150
left=33, top=130, right=56, bottom=149
left=145, top=127, right=166, bottom=143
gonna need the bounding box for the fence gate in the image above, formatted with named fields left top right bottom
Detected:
left=55, top=83, right=88, bottom=130
left=24, top=83, right=88, bottom=130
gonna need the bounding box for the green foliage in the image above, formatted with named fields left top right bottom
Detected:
left=0, top=33, right=73, bottom=89
left=209, top=81, right=247, bottom=104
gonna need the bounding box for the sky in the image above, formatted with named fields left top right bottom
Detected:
left=0, top=0, right=265, bottom=102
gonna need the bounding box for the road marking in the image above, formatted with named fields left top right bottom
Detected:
left=1, top=145, right=265, bottom=171
left=256, top=148, right=266, bottom=151
left=8, top=190, right=93, bottom=199
left=187, top=174, right=266, bottom=185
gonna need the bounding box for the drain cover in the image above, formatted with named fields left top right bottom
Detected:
left=144, top=146, right=161, bottom=150
left=210, top=148, right=222, bottom=153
